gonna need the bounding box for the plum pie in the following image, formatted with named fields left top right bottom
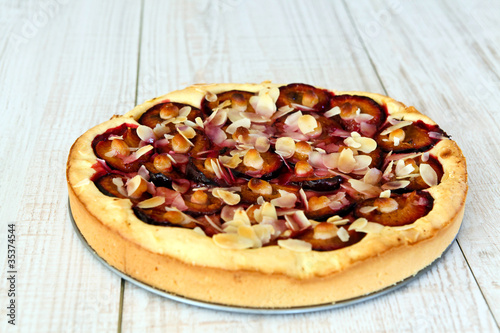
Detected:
left=67, top=82, right=467, bottom=308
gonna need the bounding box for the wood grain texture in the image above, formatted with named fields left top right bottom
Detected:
left=343, top=0, right=500, bottom=325
left=121, top=0, right=498, bottom=332
left=0, top=0, right=141, bottom=331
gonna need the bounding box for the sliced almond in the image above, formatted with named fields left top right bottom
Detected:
left=137, top=125, right=155, bottom=142
left=212, top=189, right=241, bottom=205
left=348, top=218, right=368, bottom=231
left=137, top=196, right=165, bottom=209
left=313, top=222, right=339, bottom=240
left=420, top=163, right=438, bottom=186
left=338, top=148, right=357, bottom=173
left=254, top=136, right=270, bottom=153
left=359, top=206, right=377, bottom=214
left=380, top=120, right=413, bottom=136
left=270, top=190, right=297, bottom=208
left=205, top=91, right=218, bottom=102
left=379, top=189, right=391, bottom=198
left=374, top=198, right=399, bottom=213
left=226, top=118, right=251, bottom=135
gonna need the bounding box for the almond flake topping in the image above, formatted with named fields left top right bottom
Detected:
left=277, top=239, right=312, bottom=252
left=326, top=215, right=350, bottom=225
left=249, top=87, right=279, bottom=119
left=337, top=227, right=350, bottom=242
left=344, top=132, right=377, bottom=153
left=254, top=136, right=270, bottom=153
left=134, top=145, right=154, bottom=159
left=275, top=137, right=296, bottom=159
left=338, top=148, right=357, bottom=173
left=137, top=196, right=165, bottom=209
left=297, top=115, right=318, bottom=134
left=226, top=118, right=251, bottom=135
left=205, top=91, right=217, bottom=102
left=375, top=198, right=399, bottom=213
left=381, top=180, right=410, bottom=190
left=324, top=106, right=341, bottom=118
left=380, top=120, right=413, bottom=136
left=395, top=160, right=415, bottom=177
left=379, top=190, right=391, bottom=198
left=271, top=190, right=297, bottom=208
left=359, top=206, right=377, bottom=214
left=137, top=125, right=156, bottom=142
left=213, top=233, right=253, bottom=250
left=348, top=218, right=368, bottom=231
left=243, top=149, right=264, bottom=170
left=420, top=163, right=438, bottom=186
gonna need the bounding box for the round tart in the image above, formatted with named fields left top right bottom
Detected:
left=66, top=82, right=467, bottom=308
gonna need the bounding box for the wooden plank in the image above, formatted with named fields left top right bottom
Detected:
left=343, top=0, right=500, bottom=326
left=123, top=243, right=495, bottom=332
left=121, top=0, right=497, bottom=332
left=0, top=0, right=141, bottom=331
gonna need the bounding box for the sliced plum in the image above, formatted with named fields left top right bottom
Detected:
left=376, top=121, right=446, bottom=153
left=138, top=102, right=201, bottom=129
left=354, top=191, right=433, bottom=227
left=276, top=83, right=332, bottom=112
left=297, top=225, right=365, bottom=251
left=330, top=95, right=386, bottom=137
left=143, top=161, right=183, bottom=188
left=202, top=90, right=256, bottom=116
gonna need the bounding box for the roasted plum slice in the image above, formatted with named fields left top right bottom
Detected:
left=202, top=90, right=256, bottom=116
left=240, top=179, right=298, bottom=204
left=383, top=155, right=443, bottom=192
left=304, top=192, right=352, bottom=220
left=233, top=151, right=283, bottom=180
left=133, top=206, right=197, bottom=228
left=297, top=224, right=365, bottom=251
left=94, top=174, right=128, bottom=199
left=354, top=191, right=433, bottom=227
left=287, top=175, right=343, bottom=191
left=94, top=139, right=152, bottom=173
left=276, top=83, right=332, bottom=112
left=183, top=189, right=224, bottom=216
left=138, top=102, right=201, bottom=129
left=376, top=121, right=446, bottom=153
left=330, top=95, right=386, bottom=137
left=186, top=157, right=235, bottom=187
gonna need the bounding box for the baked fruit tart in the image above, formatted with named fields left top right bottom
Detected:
left=66, top=82, right=467, bottom=308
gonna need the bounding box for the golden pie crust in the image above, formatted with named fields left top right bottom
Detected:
left=67, top=83, right=467, bottom=308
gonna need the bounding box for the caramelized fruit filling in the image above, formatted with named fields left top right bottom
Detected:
left=91, top=84, right=445, bottom=251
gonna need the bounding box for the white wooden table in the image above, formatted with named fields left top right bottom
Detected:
left=1, top=0, right=499, bottom=331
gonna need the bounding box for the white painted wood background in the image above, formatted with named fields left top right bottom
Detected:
left=0, top=0, right=499, bottom=331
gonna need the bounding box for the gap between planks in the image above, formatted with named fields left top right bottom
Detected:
left=119, top=0, right=145, bottom=332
